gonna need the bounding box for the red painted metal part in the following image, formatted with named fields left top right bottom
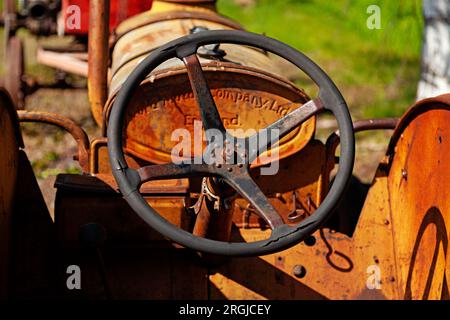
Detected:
left=62, top=0, right=153, bottom=35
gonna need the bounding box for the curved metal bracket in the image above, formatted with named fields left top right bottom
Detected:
left=17, top=111, right=90, bottom=172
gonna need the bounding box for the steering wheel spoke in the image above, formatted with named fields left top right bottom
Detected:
left=182, top=53, right=226, bottom=135
left=226, top=173, right=285, bottom=229
left=247, top=98, right=324, bottom=163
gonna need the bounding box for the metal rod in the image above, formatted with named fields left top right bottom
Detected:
left=88, top=0, right=110, bottom=127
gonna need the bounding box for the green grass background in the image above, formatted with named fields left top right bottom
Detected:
left=218, top=0, right=423, bottom=118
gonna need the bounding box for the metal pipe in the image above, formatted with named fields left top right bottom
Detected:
left=37, top=48, right=88, bottom=77
left=88, top=0, right=110, bottom=127
left=17, top=111, right=90, bottom=172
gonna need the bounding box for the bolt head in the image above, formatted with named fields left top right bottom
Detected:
left=401, top=169, right=408, bottom=180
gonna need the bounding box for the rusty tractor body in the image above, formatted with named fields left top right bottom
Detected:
left=0, top=0, right=449, bottom=300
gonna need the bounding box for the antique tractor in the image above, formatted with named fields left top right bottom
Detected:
left=0, top=0, right=449, bottom=300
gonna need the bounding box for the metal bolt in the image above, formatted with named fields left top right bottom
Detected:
left=304, top=235, right=316, bottom=247
left=292, top=265, right=307, bottom=278
left=401, top=169, right=408, bottom=180
left=383, top=219, right=390, bottom=225
left=238, top=163, right=243, bottom=168
left=227, top=167, right=233, bottom=172
left=373, top=256, right=380, bottom=264
left=216, top=163, right=222, bottom=168
left=390, top=276, right=396, bottom=282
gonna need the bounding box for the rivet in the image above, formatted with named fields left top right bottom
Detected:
left=401, top=169, right=407, bottom=180
left=383, top=219, right=390, bottom=225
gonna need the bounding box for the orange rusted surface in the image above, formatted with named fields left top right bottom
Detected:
left=0, top=89, right=21, bottom=298
left=210, top=95, right=450, bottom=300
left=385, top=94, right=450, bottom=299
left=5, top=0, right=450, bottom=300
left=89, top=137, right=149, bottom=174
left=210, top=165, right=398, bottom=300
left=233, top=140, right=327, bottom=228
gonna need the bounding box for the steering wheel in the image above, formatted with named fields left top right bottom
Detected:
left=107, top=30, right=355, bottom=256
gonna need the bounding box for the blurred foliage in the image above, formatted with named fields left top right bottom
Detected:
left=218, top=0, right=424, bottom=118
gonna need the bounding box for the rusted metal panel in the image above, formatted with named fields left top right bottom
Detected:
left=386, top=94, right=450, bottom=299
left=105, top=67, right=314, bottom=165
left=55, top=174, right=192, bottom=247
left=210, top=161, right=399, bottom=300
left=54, top=173, right=208, bottom=299
left=210, top=98, right=450, bottom=300
left=103, top=1, right=315, bottom=165
left=51, top=97, right=450, bottom=299
left=0, top=89, right=21, bottom=298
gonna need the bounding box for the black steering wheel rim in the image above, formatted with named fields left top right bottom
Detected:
left=107, top=30, right=355, bottom=256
